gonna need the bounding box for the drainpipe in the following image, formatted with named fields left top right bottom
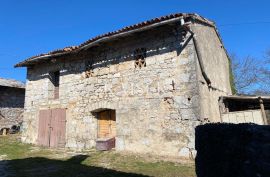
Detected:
left=259, top=97, right=268, bottom=125
left=181, top=18, right=212, bottom=87
left=193, top=37, right=212, bottom=87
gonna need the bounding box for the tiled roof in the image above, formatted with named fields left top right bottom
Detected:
left=15, top=13, right=215, bottom=67
left=0, top=78, right=25, bottom=89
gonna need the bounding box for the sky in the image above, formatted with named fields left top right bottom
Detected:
left=0, top=0, right=270, bottom=82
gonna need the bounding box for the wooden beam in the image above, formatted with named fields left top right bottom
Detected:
left=259, top=97, right=268, bottom=125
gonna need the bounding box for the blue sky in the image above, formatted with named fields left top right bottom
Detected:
left=1, top=0, right=270, bottom=82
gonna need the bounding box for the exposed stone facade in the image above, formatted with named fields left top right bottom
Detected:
left=0, top=82, right=25, bottom=129
left=19, top=15, right=232, bottom=158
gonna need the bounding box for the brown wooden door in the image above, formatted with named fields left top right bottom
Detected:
left=38, top=110, right=51, bottom=146
left=38, top=109, right=66, bottom=148
left=98, top=110, right=116, bottom=139
left=50, top=109, right=66, bottom=148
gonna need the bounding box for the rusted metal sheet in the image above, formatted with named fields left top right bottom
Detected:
left=38, top=110, right=51, bottom=147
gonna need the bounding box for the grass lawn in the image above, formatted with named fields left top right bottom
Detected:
left=0, top=134, right=196, bottom=177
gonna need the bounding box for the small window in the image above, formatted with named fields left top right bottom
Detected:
left=134, top=48, right=146, bottom=68
left=85, top=60, right=94, bottom=78
left=50, top=71, right=60, bottom=99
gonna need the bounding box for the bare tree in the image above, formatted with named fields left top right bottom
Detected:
left=231, top=54, right=262, bottom=94
left=231, top=52, right=270, bottom=95
left=256, top=51, right=270, bottom=95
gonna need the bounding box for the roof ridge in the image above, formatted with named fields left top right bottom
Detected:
left=15, top=13, right=215, bottom=67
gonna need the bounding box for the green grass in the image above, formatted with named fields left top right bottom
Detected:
left=0, top=135, right=196, bottom=177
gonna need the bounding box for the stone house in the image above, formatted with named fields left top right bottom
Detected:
left=15, top=13, right=232, bottom=158
left=0, top=78, right=25, bottom=130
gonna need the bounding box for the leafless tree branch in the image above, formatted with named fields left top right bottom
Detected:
left=231, top=51, right=270, bottom=95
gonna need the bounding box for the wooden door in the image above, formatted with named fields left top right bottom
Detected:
left=38, top=110, right=51, bottom=146
left=38, top=109, right=66, bottom=148
left=98, top=110, right=116, bottom=139
left=50, top=109, right=66, bottom=148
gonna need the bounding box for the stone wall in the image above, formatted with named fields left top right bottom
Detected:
left=0, top=86, right=25, bottom=128
left=21, top=22, right=231, bottom=158
left=192, top=24, right=232, bottom=122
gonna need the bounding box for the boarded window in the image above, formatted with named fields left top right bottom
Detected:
left=134, top=48, right=146, bottom=68
left=97, top=110, right=116, bottom=139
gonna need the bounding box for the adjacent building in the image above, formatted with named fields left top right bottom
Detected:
left=0, top=78, right=25, bottom=130
left=219, top=95, right=270, bottom=125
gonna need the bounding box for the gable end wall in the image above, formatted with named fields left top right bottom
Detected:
left=191, top=24, right=232, bottom=122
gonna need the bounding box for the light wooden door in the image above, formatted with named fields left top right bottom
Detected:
left=98, top=110, right=116, bottom=139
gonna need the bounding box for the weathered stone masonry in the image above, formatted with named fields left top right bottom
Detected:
left=18, top=14, right=232, bottom=158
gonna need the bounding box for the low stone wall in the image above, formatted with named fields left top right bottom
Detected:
left=195, top=123, right=270, bottom=177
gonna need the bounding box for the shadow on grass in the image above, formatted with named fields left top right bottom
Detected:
left=1, top=155, right=151, bottom=177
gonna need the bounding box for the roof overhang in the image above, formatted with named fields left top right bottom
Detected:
left=15, top=13, right=215, bottom=68
left=220, top=95, right=270, bottom=101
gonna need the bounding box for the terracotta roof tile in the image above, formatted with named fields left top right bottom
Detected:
left=15, top=13, right=215, bottom=67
